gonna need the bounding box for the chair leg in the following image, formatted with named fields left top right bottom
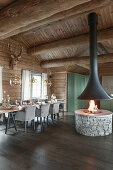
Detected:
left=47, top=116, right=49, bottom=125
left=33, top=119, right=35, bottom=131
left=54, top=114, right=56, bottom=119
left=51, top=114, right=54, bottom=124
left=40, top=117, right=43, bottom=132
left=12, top=113, right=17, bottom=131
left=25, top=121, right=27, bottom=132
left=44, top=117, right=45, bottom=123
left=15, top=120, right=17, bottom=127
left=57, top=113, right=59, bottom=120
left=26, top=121, right=28, bottom=127
left=40, top=117, right=42, bottom=124
left=63, top=110, right=64, bottom=118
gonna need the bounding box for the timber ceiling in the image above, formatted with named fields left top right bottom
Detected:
left=0, top=0, right=113, bottom=75
left=13, top=5, right=113, bottom=48
left=0, top=0, right=16, bottom=9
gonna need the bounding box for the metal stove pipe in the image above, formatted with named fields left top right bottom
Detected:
left=78, top=13, right=110, bottom=100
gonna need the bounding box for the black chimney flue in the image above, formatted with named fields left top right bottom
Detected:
left=78, top=13, right=110, bottom=100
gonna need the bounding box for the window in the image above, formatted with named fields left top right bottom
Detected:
left=22, top=70, right=31, bottom=101
left=31, top=73, right=42, bottom=98
left=22, top=70, right=47, bottom=100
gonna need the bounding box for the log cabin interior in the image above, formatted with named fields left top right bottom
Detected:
left=0, top=0, right=113, bottom=170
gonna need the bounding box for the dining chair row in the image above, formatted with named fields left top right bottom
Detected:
left=15, top=103, right=60, bottom=132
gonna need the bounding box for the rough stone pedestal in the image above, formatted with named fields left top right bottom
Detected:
left=75, top=109, right=112, bottom=136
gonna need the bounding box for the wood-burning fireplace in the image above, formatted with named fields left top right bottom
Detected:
left=75, top=13, right=112, bottom=136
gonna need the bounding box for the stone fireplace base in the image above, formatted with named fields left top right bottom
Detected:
left=75, top=109, right=112, bottom=136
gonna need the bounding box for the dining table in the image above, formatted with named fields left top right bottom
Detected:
left=0, top=107, right=19, bottom=134
left=0, top=101, right=65, bottom=134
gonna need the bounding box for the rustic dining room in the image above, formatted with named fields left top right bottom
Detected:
left=0, top=0, right=113, bottom=170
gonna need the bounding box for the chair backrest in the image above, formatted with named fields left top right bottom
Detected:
left=25, top=105, right=36, bottom=121
left=59, top=103, right=64, bottom=110
left=41, top=104, right=50, bottom=117
left=22, top=100, right=30, bottom=105
left=35, top=105, right=41, bottom=117
left=53, top=103, right=59, bottom=114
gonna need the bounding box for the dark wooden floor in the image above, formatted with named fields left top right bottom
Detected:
left=0, top=112, right=113, bottom=170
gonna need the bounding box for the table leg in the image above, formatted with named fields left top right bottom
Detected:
left=4, top=114, right=8, bottom=134
left=8, top=113, right=10, bottom=128
left=12, top=113, right=17, bottom=131
left=5, top=112, right=17, bottom=134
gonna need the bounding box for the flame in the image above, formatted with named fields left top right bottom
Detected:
left=88, top=100, right=98, bottom=113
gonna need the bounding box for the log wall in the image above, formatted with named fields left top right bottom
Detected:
left=0, top=38, right=46, bottom=103
left=48, top=72, right=67, bottom=111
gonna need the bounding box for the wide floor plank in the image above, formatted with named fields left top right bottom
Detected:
left=0, top=112, right=113, bottom=170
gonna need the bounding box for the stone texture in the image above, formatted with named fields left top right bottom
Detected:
left=75, top=109, right=112, bottom=136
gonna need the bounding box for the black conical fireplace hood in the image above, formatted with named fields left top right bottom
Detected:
left=78, top=13, right=110, bottom=100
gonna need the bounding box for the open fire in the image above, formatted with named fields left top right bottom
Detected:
left=88, top=100, right=98, bottom=113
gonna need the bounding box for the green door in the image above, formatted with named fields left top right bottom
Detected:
left=67, top=73, right=88, bottom=112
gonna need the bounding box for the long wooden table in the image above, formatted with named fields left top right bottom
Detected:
left=0, top=108, right=19, bottom=134
left=0, top=102, right=65, bottom=134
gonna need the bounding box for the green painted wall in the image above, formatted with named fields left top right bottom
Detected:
left=100, top=100, right=113, bottom=112
left=67, top=73, right=89, bottom=112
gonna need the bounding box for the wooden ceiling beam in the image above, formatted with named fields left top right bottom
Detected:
left=28, top=28, right=113, bottom=56
left=40, top=53, right=113, bottom=68
left=11, top=0, right=111, bottom=38
left=0, top=0, right=91, bottom=39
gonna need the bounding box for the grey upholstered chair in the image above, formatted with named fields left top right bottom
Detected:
left=15, top=105, right=36, bottom=132
left=35, top=104, right=50, bottom=131
left=40, top=104, right=50, bottom=127
left=40, top=104, right=50, bottom=117
left=49, top=103, right=60, bottom=122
